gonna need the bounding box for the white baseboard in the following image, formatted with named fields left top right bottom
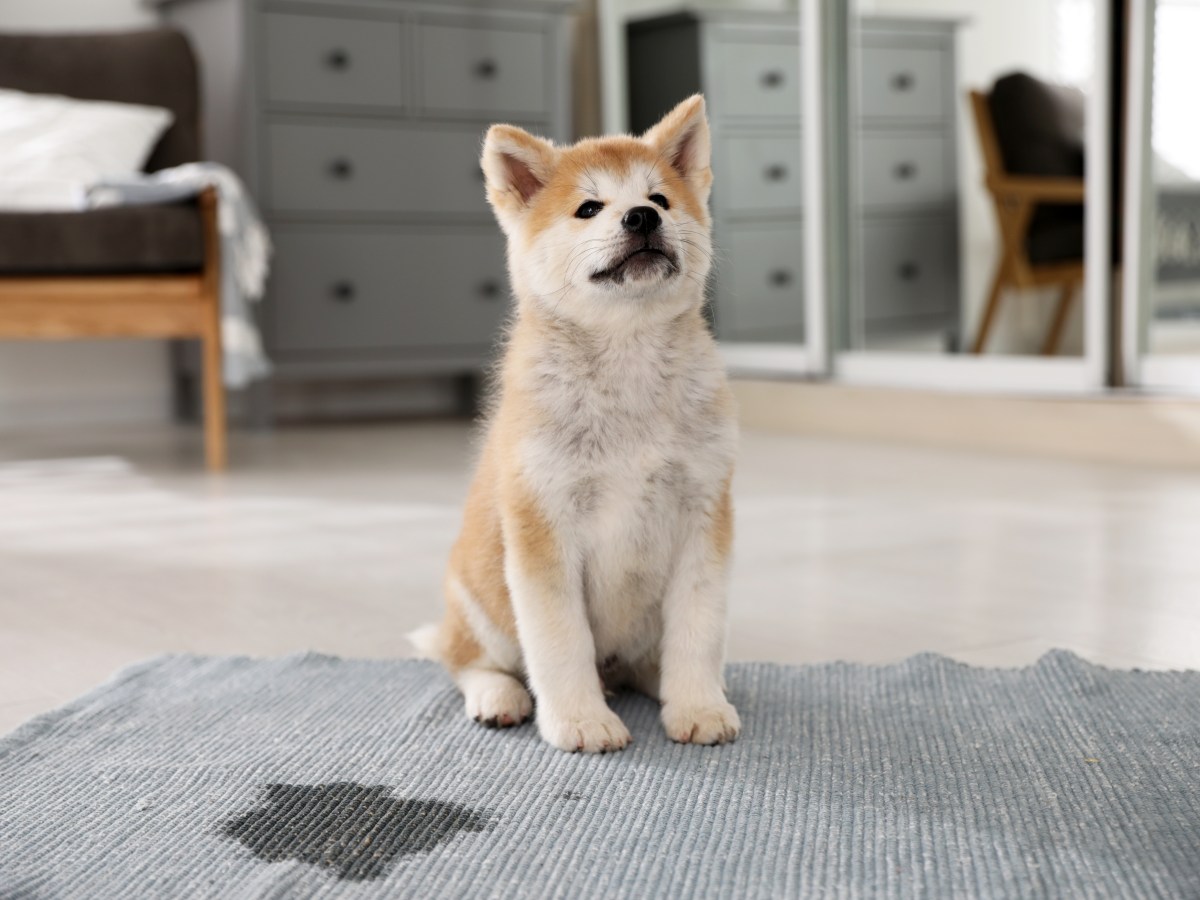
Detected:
left=732, top=378, right=1200, bottom=468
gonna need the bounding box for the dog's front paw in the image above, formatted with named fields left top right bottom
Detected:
left=661, top=699, right=740, bottom=745
left=538, top=705, right=632, bottom=754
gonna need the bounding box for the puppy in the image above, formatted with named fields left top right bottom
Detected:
left=411, top=95, right=739, bottom=753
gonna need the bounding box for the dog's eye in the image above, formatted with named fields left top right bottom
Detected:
left=648, top=193, right=670, bottom=210
left=575, top=200, right=604, bottom=219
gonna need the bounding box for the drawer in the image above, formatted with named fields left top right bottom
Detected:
left=270, top=229, right=508, bottom=353
left=720, top=222, right=805, bottom=340
left=266, top=122, right=488, bottom=216
left=860, top=45, right=946, bottom=121
left=263, top=13, right=405, bottom=109
left=708, top=36, right=800, bottom=121
left=859, top=134, right=951, bottom=208
left=416, top=21, right=549, bottom=117
left=860, top=216, right=957, bottom=323
left=717, top=134, right=802, bottom=213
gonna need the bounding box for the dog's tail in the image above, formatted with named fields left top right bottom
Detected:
left=406, top=622, right=443, bottom=661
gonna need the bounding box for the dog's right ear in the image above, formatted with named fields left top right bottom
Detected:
left=481, top=125, right=558, bottom=227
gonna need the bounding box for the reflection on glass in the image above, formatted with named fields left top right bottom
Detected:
left=848, top=0, right=1097, bottom=358
left=1145, top=0, right=1200, bottom=356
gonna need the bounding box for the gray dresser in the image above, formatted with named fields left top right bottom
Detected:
left=166, top=0, right=573, bottom=412
left=627, top=10, right=961, bottom=347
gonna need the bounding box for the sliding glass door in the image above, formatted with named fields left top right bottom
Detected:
left=1123, top=0, right=1200, bottom=391
left=607, top=0, right=1126, bottom=393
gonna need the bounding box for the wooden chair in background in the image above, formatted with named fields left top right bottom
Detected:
left=969, top=89, right=1086, bottom=356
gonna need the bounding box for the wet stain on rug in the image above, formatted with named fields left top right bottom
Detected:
left=220, top=782, right=493, bottom=881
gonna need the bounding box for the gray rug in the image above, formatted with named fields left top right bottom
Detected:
left=1, top=652, right=1197, bottom=899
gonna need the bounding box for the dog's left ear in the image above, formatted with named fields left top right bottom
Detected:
left=643, top=94, right=712, bottom=193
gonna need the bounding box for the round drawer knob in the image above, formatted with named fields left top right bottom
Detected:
left=331, top=281, right=356, bottom=303
left=891, top=72, right=915, bottom=91
left=325, top=49, right=350, bottom=70
left=898, top=262, right=920, bottom=282
left=474, top=59, right=499, bottom=80
left=894, top=162, right=917, bottom=180
left=760, top=69, right=785, bottom=89
left=768, top=269, right=793, bottom=287
left=478, top=280, right=502, bottom=300
left=328, top=158, right=354, bottom=179
left=764, top=164, right=788, bottom=182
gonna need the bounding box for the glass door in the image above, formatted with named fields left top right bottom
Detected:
left=1123, top=0, right=1200, bottom=391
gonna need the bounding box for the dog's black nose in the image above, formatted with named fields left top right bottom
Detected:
left=622, top=206, right=661, bottom=235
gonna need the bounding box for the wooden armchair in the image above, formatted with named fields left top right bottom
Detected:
left=969, top=82, right=1086, bottom=356
left=0, top=30, right=226, bottom=469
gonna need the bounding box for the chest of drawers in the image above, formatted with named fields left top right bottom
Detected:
left=168, top=0, right=573, bottom=409
left=628, top=10, right=962, bottom=346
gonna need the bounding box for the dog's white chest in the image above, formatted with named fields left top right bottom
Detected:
left=520, top=336, right=735, bottom=663
left=576, top=452, right=688, bottom=659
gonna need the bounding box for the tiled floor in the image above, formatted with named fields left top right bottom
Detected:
left=2, top=418, right=1199, bottom=734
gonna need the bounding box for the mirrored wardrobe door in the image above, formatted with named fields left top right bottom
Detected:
left=620, top=2, right=814, bottom=373
left=832, top=0, right=1112, bottom=392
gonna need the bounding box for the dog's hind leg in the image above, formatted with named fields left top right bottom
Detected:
left=457, top=666, right=533, bottom=728
left=442, top=575, right=532, bottom=728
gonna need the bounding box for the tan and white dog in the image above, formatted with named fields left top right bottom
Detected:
left=411, top=95, right=739, bottom=753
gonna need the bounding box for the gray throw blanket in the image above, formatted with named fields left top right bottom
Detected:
left=87, top=162, right=271, bottom=388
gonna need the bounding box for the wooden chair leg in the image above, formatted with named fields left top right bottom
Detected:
left=1041, top=280, right=1077, bottom=356
left=971, top=263, right=1008, bottom=354
left=197, top=185, right=227, bottom=471
left=201, top=316, right=227, bottom=471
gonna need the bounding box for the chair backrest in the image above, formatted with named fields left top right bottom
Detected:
left=0, top=29, right=200, bottom=172
left=985, top=72, right=1085, bottom=180
left=969, top=89, right=1008, bottom=185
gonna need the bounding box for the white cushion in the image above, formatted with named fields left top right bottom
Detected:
left=0, top=88, right=174, bottom=212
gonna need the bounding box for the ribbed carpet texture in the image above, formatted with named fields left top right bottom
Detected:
left=1, top=652, right=1197, bottom=899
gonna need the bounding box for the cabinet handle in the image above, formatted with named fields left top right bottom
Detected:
left=330, top=281, right=357, bottom=303
left=898, top=262, right=920, bottom=281
left=768, top=269, right=793, bottom=287
left=477, top=279, right=502, bottom=300
left=763, top=164, right=788, bottom=182
left=894, top=162, right=917, bottom=180
left=325, top=48, right=350, bottom=70
left=891, top=72, right=914, bottom=91
left=760, top=69, right=785, bottom=89
left=328, top=158, right=354, bottom=179
left=474, top=59, right=499, bottom=80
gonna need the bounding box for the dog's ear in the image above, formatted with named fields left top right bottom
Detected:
left=643, top=94, right=711, bottom=190
left=481, top=125, right=559, bottom=226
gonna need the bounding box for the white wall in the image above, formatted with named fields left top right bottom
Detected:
left=0, top=0, right=170, bottom=431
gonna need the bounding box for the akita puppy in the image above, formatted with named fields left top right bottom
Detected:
left=412, top=95, right=739, bottom=753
